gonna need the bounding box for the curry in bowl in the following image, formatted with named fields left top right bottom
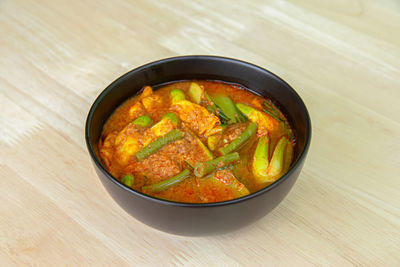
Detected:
left=99, top=80, right=294, bottom=203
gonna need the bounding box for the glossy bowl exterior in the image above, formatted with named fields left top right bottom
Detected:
left=85, top=56, right=311, bottom=236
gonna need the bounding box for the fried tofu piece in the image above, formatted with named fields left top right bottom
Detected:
left=113, top=124, right=141, bottom=165
left=141, top=94, right=163, bottom=112
left=172, top=100, right=221, bottom=136
left=139, top=86, right=153, bottom=99
left=128, top=86, right=163, bottom=118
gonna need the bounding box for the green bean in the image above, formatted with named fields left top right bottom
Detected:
left=218, top=122, right=258, bottom=155
left=121, top=174, right=134, bottom=187
left=170, top=89, right=186, bottom=103
left=132, top=115, right=152, bottom=127
left=142, top=169, right=190, bottom=193
left=194, top=152, right=239, bottom=177
left=135, top=129, right=184, bottom=161
left=184, top=160, right=194, bottom=169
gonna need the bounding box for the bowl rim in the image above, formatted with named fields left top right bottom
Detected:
left=85, top=55, right=311, bottom=208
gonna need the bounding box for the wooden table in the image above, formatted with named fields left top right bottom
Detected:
left=1, top=0, right=399, bottom=265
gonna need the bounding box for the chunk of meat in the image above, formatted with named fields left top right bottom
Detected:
left=128, top=133, right=211, bottom=185
left=219, top=123, right=246, bottom=147
left=172, top=100, right=221, bottom=136
left=134, top=154, right=181, bottom=184
left=128, top=102, right=145, bottom=119
left=161, top=134, right=213, bottom=167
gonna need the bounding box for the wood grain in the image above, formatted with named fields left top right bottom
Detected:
left=1, top=0, right=399, bottom=265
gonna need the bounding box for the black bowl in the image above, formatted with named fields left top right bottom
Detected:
left=85, top=55, right=311, bottom=236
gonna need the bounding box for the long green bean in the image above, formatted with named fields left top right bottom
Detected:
left=142, top=169, right=190, bottom=193
left=135, top=129, right=184, bottom=161
left=194, top=152, right=239, bottom=177
left=218, top=122, right=257, bottom=155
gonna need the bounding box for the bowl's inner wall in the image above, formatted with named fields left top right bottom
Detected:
left=89, top=57, right=309, bottom=168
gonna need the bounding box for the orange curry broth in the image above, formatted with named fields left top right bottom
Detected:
left=99, top=80, right=294, bottom=203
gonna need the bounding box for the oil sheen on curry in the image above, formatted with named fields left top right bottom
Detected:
left=99, top=80, right=294, bottom=203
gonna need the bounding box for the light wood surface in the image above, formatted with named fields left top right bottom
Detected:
left=1, top=0, right=399, bottom=266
